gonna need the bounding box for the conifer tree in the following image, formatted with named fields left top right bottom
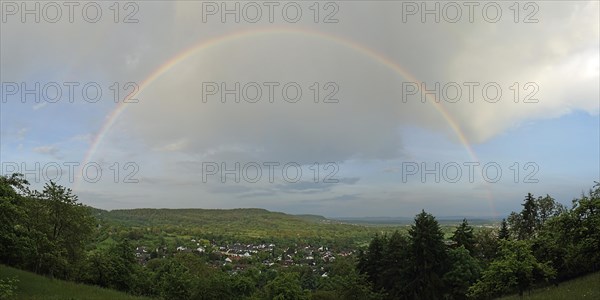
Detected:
left=498, top=218, right=510, bottom=240
left=405, top=210, right=448, bottom=299
left=451, top=219, right=475, bottom=253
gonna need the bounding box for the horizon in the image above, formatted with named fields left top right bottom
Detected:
left=71, top=196, right=577, bottom=221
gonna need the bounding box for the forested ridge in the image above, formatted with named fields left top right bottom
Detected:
left=1, top=173, right=599, bottom=299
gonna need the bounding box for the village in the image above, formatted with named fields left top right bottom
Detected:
left=134, top=239, right=354, bottom=277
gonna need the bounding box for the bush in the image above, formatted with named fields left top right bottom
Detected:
left=0, top=276, right=19, bottom=300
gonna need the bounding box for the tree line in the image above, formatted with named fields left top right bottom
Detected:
left=357, top=185, right=600, bottom=299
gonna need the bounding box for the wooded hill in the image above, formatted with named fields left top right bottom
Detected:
left=93, top=207, right=400, bottom=247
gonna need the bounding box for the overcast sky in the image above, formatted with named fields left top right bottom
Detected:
left=1, top=1, right=598, bottom=218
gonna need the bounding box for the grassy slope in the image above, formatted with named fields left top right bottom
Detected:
left=0, top=265, right=151, bottom=300
left=498, top=272, right=600, bottom=300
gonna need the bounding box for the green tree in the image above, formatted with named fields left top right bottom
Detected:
left=263, top=272, right=308, bottom=300
left=537, top=183, right=600, bottom=279
left=0, top=174, right=30, bottom=267
left=498, top=219, right=510, bottom=240
left=380, top=231, right=409, bottom=297
left=107, top=239, right=137, bottom=291
left=298, top=266, right=318, bottom=291
left=232, top=274, right=256, bottom=298
left=472, top=228, right=499, bottom=264
left=404, top=210, right=448, bottom=299
left=468, top=240, right=555, bottom=298
left=508, top=193, right=566, bottom=241
left=522, top=193, right=538, bottom=230
left=568, top=184, right=600, bottom=273
left=535, top=195, right=565, bottom=227
left=83, top=250, right=114, bottom=287
left=530, top=219, right=566, bottom=282
left=1, top=175, right=97, bottom=282
left=503, top=184, right=600, bottom=281
left=190, top=263, right=234, bottom=299
left=507, top=193, right=538, bottom=240
left=442, top=246, right=481, bottom=300
left=358, top=233, right=386, bottom=287
left=41, top=182, right=95, bottom=278
left=157, top=260, right=193, bottom=300
left=451, top=219, right=475, bottom=253
left=318, top=256, right=383, bottom=300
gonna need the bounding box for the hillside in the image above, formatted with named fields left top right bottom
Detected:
left=498, top=272, right=600, bottom=299
left=98, top=208, right=330, bottom=227
left=0, top=265, right=150, bottom=300
left=94, top=208, right=399, bottom=245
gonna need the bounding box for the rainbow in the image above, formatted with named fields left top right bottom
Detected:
left=77, top=27, right=496, bottom=216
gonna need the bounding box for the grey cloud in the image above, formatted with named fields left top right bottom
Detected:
left=238, top=191, right=278, bottom=199
left=207, top=184, right=254, bottom=194
left=32, top=145, right=60, bottom=158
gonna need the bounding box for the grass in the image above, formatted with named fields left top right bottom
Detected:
left=0, top=265, right=151, bottom=300
left=498, top=272, right=600, bottom=299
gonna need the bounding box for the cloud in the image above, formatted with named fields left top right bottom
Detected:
left=32, top=102, right=48, bottom=110
left=70, top=134, right=93, bottom=144
left=238, top=191, right=277, bottom=199
left=17, top=128, right=28, bottom=140
left=311, top=194, right=361, bottom=203
left=338, top=177, right=360, bottom=185
left=32, top=145, right=60, bottom=157
left=383, top=167, right=400, bottom=173
left=155, top=139, right=189, bottom=152
left=273, top=177, right=359, bottom=193
left=207, top=185, right=254, bottom=194
left=93, top=2, right=596, bottom=167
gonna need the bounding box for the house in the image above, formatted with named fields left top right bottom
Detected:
left=134, top=246, right=151, bottom=265
left=135, top=246, right=148, bottom=257
left=444, top=240, right=458, bottom=247
left=322, top=252, right=336, bottom=262
left=135, top=247, right=149, bottom=262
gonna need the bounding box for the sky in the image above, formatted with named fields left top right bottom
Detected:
left=1, top=1, right=598, bottom=218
